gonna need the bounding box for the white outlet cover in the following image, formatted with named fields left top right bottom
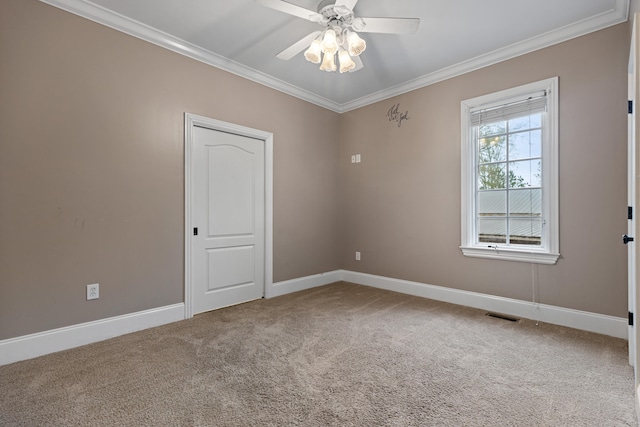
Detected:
left=87, top=283, right=99, bottom=300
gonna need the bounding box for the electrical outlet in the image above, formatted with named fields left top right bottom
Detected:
left=351, top=155, right=356, bottom=163
left=355, top=251, right=361, bottom=261
left=87, top=283, right=99, bottom=300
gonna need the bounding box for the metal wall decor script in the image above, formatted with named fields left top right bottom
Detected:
left=386, top=103, right=410, bottom=128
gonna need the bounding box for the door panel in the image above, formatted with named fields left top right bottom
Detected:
left=207, top=246, right=255, bottom=290
left=192, top=126, right=264, bottom=314
left=207, top=145, right=256, bottom=236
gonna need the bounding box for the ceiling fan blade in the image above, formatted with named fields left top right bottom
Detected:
left=255, top=0, right=323, bottom=22
left=334, top=0, right=358, bottom=12
left=276, top=31, right=322, bottom=60
left=350, top=55, right=363, bottom=72
left=357, top=17, right=420, bottom=35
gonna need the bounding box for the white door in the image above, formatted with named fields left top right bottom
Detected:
left=629, top=15, right=636, bottom=368
left=629, top=13, right=640, bottom=389
left=191, top=125, right=265, bottom=314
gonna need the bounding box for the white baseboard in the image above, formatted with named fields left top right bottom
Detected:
left=1, top=269, right=627, bottom=366
left=340, top=270, right=628, bottom=339
left=0, top=303, right=185, bottom=366
left=268, top=270, right=342, bottom=298
left=636, top=385, right=640, bottom=427
left=1, top=269, right=341, bottom=366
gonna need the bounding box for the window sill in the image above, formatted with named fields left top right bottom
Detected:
left=460, top=246, right=559, bottom=265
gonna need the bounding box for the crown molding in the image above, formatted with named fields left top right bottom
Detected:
left=38, top=0, right=343, bottom=112
left=40, top=0, right=629, bottom=114
left=340, top=0, right=629, bottom=112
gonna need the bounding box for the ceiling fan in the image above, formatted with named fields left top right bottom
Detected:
left=256, top=0, right=420, bottom=73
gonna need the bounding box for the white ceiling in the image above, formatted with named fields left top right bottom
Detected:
left=42, top=0, right=629, bottom=112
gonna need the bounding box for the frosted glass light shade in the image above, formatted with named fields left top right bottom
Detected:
left=321, top=29, right=338, bottom=54
left=347, top=31, right=366, bottom=56
left=304, top=40, right=322, bottom=64
left=338, top=50, right=355, bottom=73
left=319, top=52, right=336, bottom=72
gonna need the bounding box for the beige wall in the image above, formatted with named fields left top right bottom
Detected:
left=0, top=0, right=341, bottom=340
left=339, top=24, right=629, bottom=317
left=0, top=0, right=631, bottom=341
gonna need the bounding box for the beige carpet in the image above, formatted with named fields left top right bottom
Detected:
left=0, top=282, right=635, bottom=426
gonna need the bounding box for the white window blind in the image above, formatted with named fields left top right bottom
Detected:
left=470, top=92, right=547, bottom=126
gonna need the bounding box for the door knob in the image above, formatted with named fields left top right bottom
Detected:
left=623, top=234, right=635, bottom=245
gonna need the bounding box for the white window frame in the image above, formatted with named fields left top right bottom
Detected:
left=460, top=77, right=559, bottom=265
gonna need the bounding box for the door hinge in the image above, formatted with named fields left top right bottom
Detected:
left=629, top=100, right=634, bottom=114
left=629, top=206, right=634, bottom=220
left=630, top=311, right=634, bottom=326
left=193, top=227, right=198, bottom=236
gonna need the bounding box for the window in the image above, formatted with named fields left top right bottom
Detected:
left=460, top=77, right=559, bottom=264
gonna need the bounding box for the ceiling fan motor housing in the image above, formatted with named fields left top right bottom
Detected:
left=316, top=0, right=364, bottom=33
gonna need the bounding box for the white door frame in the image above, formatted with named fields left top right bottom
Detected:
left=184, top=113, right=273, bottom=319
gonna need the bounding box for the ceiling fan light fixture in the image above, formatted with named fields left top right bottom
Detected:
left=346, top=31, right=366, bottom=56
left=321, top=29, right=338, bottom=54
left=257, top=0, right=421, bottom=75
left=319, top=51, right=337, bottom=72
left=304, top=39, right=323, bottom=63
left=338, top=50, right=355, bottom=73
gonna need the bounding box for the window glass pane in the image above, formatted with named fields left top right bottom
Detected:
left=509, top=189, right=541, bottom=216
left=478, top=218, right=506, bottom=243
left=508, top=160, right=541, bottom=188
left=509, top=218, right=542, bottom=246
left=479, top=121, right=506, bottom=137
left=478, top=135, right=506, bottom=163
left=530, top=113, right=542, bottom=128
left=508, top=113, right=542, bottom=131
left=478, top=190, right=506, bottom=217
left=509, top=130, right=541, bottom=160
left=508, top=116, right=530, bottom=132
left=478, top=163, right=506, bottom=190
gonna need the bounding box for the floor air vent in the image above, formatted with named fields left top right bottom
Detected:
left=485, top=312, right=519, bottom=322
